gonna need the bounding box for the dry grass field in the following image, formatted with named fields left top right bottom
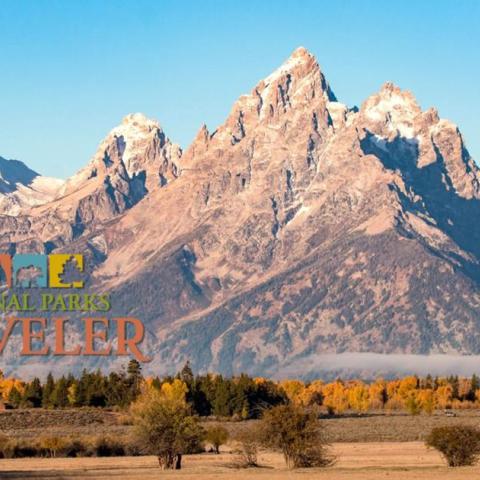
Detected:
left=1, top=410, right=480, bottom=478
left=0, top=443, right=479, bottom=479
left=1, top=408, right=480, bottom=442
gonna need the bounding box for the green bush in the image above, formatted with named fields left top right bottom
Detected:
left=426, top=425, right=480, bottom=467
left=405, top=396, right=421, bottom=416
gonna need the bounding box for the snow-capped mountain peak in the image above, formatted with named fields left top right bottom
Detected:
left=0, top=156, right=64, bottom=215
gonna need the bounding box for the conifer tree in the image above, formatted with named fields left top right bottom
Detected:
left=8, top=386, right=22, bottom=408
left=127, top=359, right=143, bottom=402
left=23, top=377, right=42, bottom=408
left=179, top=361, right=194, bottom=386
left=469, top=374, right=480, bottom=401
left=42, top=373, right=55, bottom=408
left=51, top=376, right=69, bottom=408
left=213, top=377, right=232, bottom=417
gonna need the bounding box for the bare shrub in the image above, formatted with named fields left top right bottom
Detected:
left=426, top=425, right=480, bottom=467
left=0, top=434, right=12, bottom=459
left=260, top=404, right=334, bottom=469
left=91, top=436, right=126, bottom=457
left=0, top=438, right=39, bottom=458
left=232, top=426, right=261, bottom=468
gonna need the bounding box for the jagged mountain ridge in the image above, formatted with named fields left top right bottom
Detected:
left=1, top=47, right=480, bottom=378
left=0, top=113, right=181, bottom=254
left=0, top=156, right=64, bottom=216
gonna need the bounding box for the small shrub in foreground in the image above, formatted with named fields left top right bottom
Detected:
left=91, top=436, right=126, bottom=457
left=426, top=425, right=480, bottom=467
left=260, top=404, right=335, bottom=469
left=39, top=436, right=68, bottom=458
left=0, top=438, right=39, bottom=459
left=130, top=383, right=205, bottom=469
left=0, top=435, right=135, bottom=459
left=205, top=425, right=229, bottom=454
left=232, top=426, right=261, bottom=468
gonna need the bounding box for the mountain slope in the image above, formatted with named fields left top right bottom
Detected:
left=1, top=47, right=480, bottom=378
left=0, top=114, right=181, bottom=253
left=89, top=48, right=480, bottom=376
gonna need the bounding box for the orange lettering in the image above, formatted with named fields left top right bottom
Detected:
left=115, top=317, right=150, bottom=362
left=0, top=317, right=20, bottom=354
left=21, top=318, right=49, bottom=355
left=54, top=318, right=82, bottom=355
left=83, top=318, right=112, bottom=356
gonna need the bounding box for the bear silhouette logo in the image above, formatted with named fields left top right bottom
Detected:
left=15, top=265, right=44, bottom=288
left=12, top=254, right=47, bottom=288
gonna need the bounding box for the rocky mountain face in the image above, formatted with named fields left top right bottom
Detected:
left=1, top=47, right=480, bottom=378
left=0, top=113, right=181, bottom=254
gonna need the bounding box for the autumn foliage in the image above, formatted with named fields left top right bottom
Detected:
left=277, top=375, right=480, bottom=415
left=1, top=364, right=480, bottom=416
left=130, top=379, right=204, bottom=469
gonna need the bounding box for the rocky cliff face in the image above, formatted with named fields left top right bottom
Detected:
left=0, top=113, right=181, bottom=254
left=1, top=47, right=480, bottom=378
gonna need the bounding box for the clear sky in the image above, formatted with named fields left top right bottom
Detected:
left=0, top=0, right=478, bottom=178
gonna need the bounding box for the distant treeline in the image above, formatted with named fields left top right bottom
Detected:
left=1, top=362, right=480, bottom=416
left=0, top=361, right=285, bottom=418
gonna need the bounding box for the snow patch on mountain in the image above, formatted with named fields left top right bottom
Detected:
left=0, top=156, right=64, bottom=215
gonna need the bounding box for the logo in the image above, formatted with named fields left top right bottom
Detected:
left=0, top=254, right=84, bottom=289
left=0, top=252, right=151, bottom=362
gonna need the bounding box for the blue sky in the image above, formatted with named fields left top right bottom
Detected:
left=0, top=0, right=478, bottom=178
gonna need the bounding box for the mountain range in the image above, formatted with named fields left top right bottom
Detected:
left=1, top=47, right=480, bottom=379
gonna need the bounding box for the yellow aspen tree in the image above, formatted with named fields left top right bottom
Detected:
left=368, top=379, right=387, bottom=410
left=302, top=380, right=324, bottom=406
left=435, top=385, right=453, bottom=409
left=160, top=379, right=188, bottom=406
left=323, top=381, right=348, bottom=414
left=398, top=376, right=418, bottom=400
left=348, top=383, right=370, bottom=412
left=279, top=380, right=305, bottom=405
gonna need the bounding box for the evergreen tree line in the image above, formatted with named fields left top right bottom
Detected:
left=7, top=359, right=145, bottom=409
left=3, top=361, right=287, bottom=419
left=3, top=362, right=480, bottom=416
